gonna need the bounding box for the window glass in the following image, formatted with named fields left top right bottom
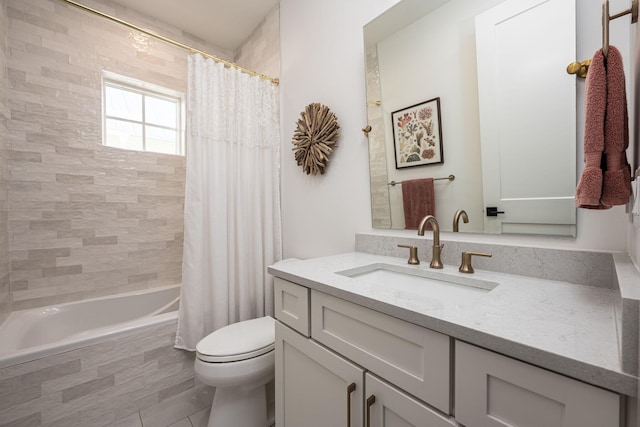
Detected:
left=102, top=74, right=184, bottom=156
left=105, top=85, right=143, bottom=121
left=146, top=126, right=177, bottom=155
left=105, top=119, right=143, bottom=151
left=145, top=96, right=177, bottom=127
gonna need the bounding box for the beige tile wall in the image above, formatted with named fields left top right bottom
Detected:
left=234, top=3, right=280, bottom=80
left=0, top=0, right=10, bottom=323
left=4, top=0, right=280, bottom=315
left=0, top=320, right=211, bottom=426
left=5, top=0, right=238, bottom=311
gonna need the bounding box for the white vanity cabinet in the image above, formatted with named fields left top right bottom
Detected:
left=273, top=277, right=623, bottom=427
left=310, top=289, right=451, bottom=414
left=455, top=340, right=620, bottom=427
left=275, top=321, right=456, bottom=427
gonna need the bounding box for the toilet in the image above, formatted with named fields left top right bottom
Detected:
left=194, top=316, right=276, bottom=427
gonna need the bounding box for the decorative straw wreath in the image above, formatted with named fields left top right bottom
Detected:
left=292, top=103, right=340, bottom=175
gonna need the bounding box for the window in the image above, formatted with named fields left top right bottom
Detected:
left=102, top=73, right=185, bottom=156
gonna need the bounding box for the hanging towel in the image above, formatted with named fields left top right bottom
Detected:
left=576, top=47, right=633, bottom=208
left=576, top=49, right=608, bottom=209
left=601, top=46, right=633, bottom=206
left=402, top=178, right=435, bottom=229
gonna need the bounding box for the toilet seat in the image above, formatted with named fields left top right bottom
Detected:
left=196, top=316, right=275, bottom=363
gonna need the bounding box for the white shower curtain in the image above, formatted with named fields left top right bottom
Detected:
left=175, top=54, right=282, bottom=351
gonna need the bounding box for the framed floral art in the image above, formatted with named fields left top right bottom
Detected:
left=391, top=97, right=444, bottom=169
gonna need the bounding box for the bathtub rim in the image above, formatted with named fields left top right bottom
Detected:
left=0, top=284, right=181, bottom=369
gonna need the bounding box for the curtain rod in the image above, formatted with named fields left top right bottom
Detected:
left=59, top=0, right=279, bottom=85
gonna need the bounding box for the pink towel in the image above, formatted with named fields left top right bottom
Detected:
left=402, top=178, right=434, bottom=229
left=576, top=49, right=607, bottom=209
left=601, top=46, right=633, bottom=206
left=576, top=47, right=633, bottom=208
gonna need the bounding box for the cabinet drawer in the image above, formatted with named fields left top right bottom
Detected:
left=274, top=277, right=310, bottom=336
left=455, top=340, right=620, bottom=427
left=311, top=290, right=451, bottom=414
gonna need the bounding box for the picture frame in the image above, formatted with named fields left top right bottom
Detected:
left=391, top=97, right=444, bottom=169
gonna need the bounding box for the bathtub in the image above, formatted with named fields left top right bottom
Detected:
left=0, top=284, right=180, bottom=369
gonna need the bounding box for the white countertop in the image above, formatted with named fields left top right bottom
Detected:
left=268, top=252, right=638, bottom=396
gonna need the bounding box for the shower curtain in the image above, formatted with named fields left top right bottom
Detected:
left=175, top=54, right=282, bottom=351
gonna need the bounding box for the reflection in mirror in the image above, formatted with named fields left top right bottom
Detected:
left=364, top=0, right=577, bottom=236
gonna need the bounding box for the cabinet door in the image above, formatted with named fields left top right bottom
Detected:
left=275, top=321, right=364, bottom=427
left=365, top=373, right=456, bottom=427
left=455, top=341, right=620, bottom=427
left=311, top=290, right=451, bottom=414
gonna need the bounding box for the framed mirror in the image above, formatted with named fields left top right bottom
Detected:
left=364, top=0, right=577, bottom=236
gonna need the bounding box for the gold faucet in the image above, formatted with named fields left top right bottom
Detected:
left=459, top=251, right=492, bottom=274
left=397, top=244, right=420, bottom=265
left=417, top=215, right=443, bottom=269
left=453, top=209, right=468, bottom=232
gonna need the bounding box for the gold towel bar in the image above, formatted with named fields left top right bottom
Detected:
left=388, top=175, right=455, bottom=186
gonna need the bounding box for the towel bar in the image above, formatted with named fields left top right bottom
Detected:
left=566, top=0, right=638, bottom=77
left=388, top=175, right=455, bottom=186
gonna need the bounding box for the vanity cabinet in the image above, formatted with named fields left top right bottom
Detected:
left=275, top=321, right=455, bottom=427
left=310, top=289, right=450, bottom=414
left=455, top=340, right=620, bottom=427
left=274, top=277, right=623, bottom=427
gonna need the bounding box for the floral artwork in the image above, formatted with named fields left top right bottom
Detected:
left=391, top=97, right=444, bottom=169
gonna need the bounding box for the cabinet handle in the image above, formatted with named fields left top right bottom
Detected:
left=346, top=382, right=356, bottom=427
left=366, top=394, right=376, bottom=427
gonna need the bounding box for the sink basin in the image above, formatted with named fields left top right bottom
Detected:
left=337, top=263, right=499, bottom=296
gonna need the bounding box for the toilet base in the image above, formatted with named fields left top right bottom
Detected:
left=207, top=384, right=269, bottom=427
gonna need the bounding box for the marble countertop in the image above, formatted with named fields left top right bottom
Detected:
left=268, top=252, right=638, bottom=396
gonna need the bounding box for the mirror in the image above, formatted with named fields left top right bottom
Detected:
left=365, top=0, right=578, bottom=236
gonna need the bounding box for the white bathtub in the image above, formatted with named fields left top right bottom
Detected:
left=0, top=284, right=180, bottom=368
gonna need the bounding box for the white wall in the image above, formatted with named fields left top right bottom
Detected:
left=280, top=0, right=400, bottom=259
left=280, top=0, right=633, bottom=259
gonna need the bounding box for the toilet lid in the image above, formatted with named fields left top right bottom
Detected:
left=196, top=316, right=275, bottom=363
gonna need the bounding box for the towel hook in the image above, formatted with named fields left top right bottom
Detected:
left=603, top=0, right=638, bottom=58
left=568, top=0, right=638, bottom=77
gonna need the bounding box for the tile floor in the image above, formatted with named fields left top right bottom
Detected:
left=114, top=406, right=211, bottom=427
left=114, top=405, right=276, bottom=427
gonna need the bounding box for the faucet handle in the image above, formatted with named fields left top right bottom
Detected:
left=459, top=251, right=492, bottom=274
left=398, top=244, right=420, bottom=265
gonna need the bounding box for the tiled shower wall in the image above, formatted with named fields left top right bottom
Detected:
left=5, top=0, right=237, bottom=311
left=0, top=0, right=10, bottom=323
left=234, top=3, right=280, bottom=80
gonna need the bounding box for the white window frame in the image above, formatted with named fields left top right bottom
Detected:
left=102, top=71, right=185, bottom=156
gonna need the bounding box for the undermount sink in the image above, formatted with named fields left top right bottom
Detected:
left=336, top=263, right=499, bottom=296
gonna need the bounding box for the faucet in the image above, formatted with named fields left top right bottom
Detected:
left=417, top=215, right=443, bottom=269
left=453, top=209, right=469, bottom=232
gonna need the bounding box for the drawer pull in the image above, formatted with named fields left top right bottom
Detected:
left=366, top=395, right=376, bottom=427
left=346, top=382, right=356, bottom=427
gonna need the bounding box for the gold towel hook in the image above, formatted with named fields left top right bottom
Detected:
left=567, top=0, right=638, bottom=77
